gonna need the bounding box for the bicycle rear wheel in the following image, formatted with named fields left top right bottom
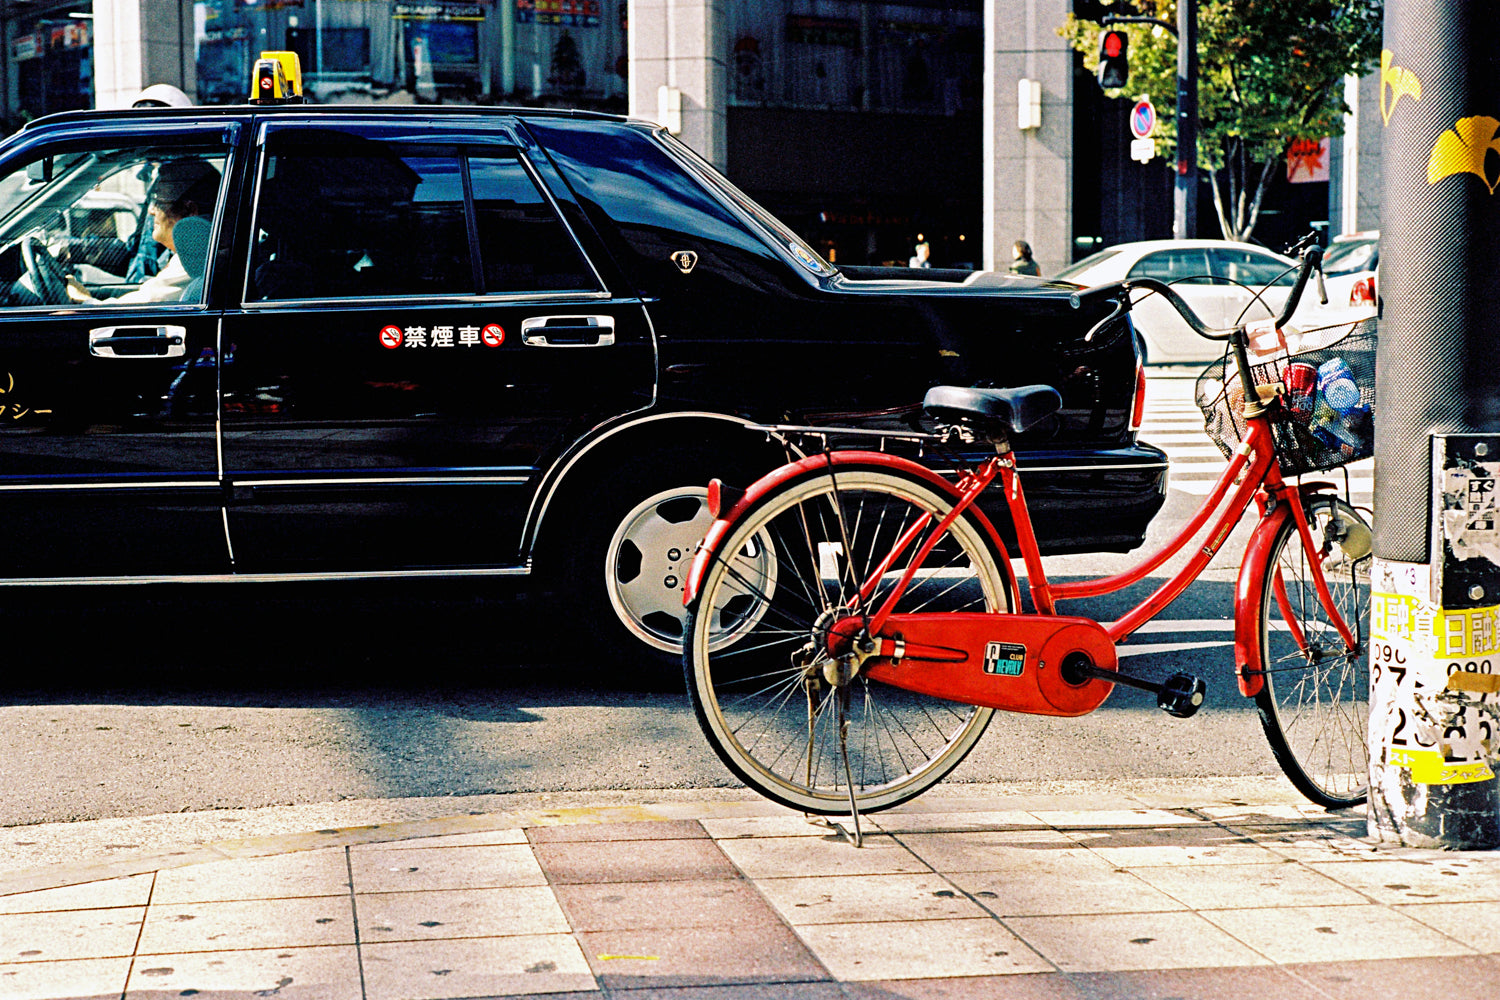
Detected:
left=1253, top=494, right=1371, bottom=808
left=684, top=463, right=1012, bottom=814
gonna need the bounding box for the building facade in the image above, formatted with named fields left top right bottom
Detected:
left=2, top=0, right=1379, bottom=274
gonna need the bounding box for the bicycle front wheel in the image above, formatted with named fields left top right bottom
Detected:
left=684, top=463, right=1013, bottom=814
left=1254, top=494, right=1371, bottom=808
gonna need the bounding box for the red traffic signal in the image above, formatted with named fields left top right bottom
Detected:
left=1097, top=30, right=1129, bottom=89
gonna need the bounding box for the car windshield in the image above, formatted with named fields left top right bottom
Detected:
left=1055, top=249, right=1120, bottom=280
left=1322, top=237, right=1378, bottom=277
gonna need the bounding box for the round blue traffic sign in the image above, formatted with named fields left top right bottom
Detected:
left=1130, top=100, right=1157, bottom=140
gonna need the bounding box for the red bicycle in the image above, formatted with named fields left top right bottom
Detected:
left=682, top=245, right=1374, bottom=826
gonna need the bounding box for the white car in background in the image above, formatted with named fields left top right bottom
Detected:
left=1056, top=239, right=1343, bottom=364
left=1318, top=230, right=1379, bottom=312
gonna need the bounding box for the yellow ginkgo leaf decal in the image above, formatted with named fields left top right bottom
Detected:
left=1381, top=49, right=1422, bottom=126
left=1428, top=116, right=1500, bottom=193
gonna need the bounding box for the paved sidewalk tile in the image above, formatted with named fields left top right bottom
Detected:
left=1127, top=860, right=1368, bottom=910
left=357, top=828, right=528, bottom=850
left=123, top=944, right=361, bottom=999
left=701, top=816, right=853, bottom=840
left=1222, top=823, right=1376, bottom=863
left=1201, top=904, right=1478, bottom=964
left=576, top=924, right=828, bottom=989
left=138, top=896, right=354, bottom=953
left=1306, top=857, right=1500, bottom=904
left=554, top=879, right=780, bottom=933
left=870, top=810, right=1048, bottom=834
left=0, top=906, right=143, bottom=963
left=756, top=873, right=989, bottom=925
left=945, top=861, right=1185, bottom=918
left=362, top=934, right=594, bottom=999
left=1028, top=809, right=1201, bottom=829
left=537, top=838, right=740, bottom=884
left=1289, top=955, right=1500, bottom=1000
left=844, top=974, right=1087, bottom=998
left=893, top=829, right=1083, bottom=873
left=350, top=843, right=545, bottom=892
left=796, top=917, right=1050, bottom=981
left=528, top=820, right=709, bottom=843
left=1062, top=825, right=1282, bottom=868
left=719, top=834, right=928, bottom=879
left=355, top=885, right=569, bottom=941
left=1395, top=899, right=1500, bottom=951
left=151, top=847, right=350, bottom=904
left=1003, top=911, right=1270, bottom=972
left=1065, top=965, right=1332, bottom=1000
left=0, top=874, right=153, bottom=914
left=0, top=956, right=130, bottom=1000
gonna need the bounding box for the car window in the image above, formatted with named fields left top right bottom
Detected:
left=1054, top=249, right=1120, bottom=280
left=249, top=138, right=472, bottom=301
left=469, top=156, right=597, bottom=293
left=1208, top=248, right=1297, bottom=289
left=1126, top=249, right=1214, bottom=285
left=0, top=145, right=227, bottom=309
left=1322, top=238, right=1378, bottom=277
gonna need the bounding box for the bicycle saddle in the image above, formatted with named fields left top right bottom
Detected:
left=923, top=384, right=1062, bottom=435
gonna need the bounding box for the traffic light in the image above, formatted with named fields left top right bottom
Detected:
left=1097, top=30, right=1129, bottom=89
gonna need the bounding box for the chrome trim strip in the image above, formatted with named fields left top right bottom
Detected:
left=521, top=409, right=751, bottom=554
left=231, top=475, right=531, bottom=487
left=0, top=566, right=530, bottom=586
left=0, top=480, right=214, bottom=492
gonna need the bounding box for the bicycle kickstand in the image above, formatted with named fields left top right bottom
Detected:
left=838, top=685, right=863, bottom=847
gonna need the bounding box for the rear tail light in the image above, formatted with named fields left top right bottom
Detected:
left=1349, top=276, right=1376, bottom=308
left=1129, top=360, right=1147, bottom=433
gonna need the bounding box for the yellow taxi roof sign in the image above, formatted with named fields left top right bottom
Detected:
left=249, top=51, right=304, bottom=104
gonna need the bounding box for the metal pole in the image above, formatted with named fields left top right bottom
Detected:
left=1369, top=0, right=1500, bottom=849
left=1173, top=0, right=1197, bottom=238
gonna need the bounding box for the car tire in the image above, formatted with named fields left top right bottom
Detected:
left=545, top=450, right=769, bottom=679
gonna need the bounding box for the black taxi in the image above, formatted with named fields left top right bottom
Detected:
left=0, top=99, right=1166, bottom=664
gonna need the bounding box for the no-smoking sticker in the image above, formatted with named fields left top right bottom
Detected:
left=379, top=325, right=403, bottom=349
left=481, top=324, right=505, bottom=347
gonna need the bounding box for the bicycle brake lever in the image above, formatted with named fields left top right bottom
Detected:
left=1315, top=264, right=1328, bottom=305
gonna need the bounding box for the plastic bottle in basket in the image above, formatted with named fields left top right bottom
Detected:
left=1284, top=362, right=1317, bottom=422
left=1317, top=357, right=1361, bottom=414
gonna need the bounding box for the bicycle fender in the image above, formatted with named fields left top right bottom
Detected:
left=682, top=450, right=1017, bottom=610
left=1234, top=483, right=1340, bottom=697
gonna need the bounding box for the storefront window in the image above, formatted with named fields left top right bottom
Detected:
left=191, top=0, right=626, bottom=109
left=7, top=5, right=94, bottom=125
left=726, top=1, right=981, bottom=114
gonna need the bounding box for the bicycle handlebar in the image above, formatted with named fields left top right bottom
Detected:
left=1068, top=244, right=1326, bottom=344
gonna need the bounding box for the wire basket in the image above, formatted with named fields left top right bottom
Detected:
left=1195, top=317, right=1377, bottom=476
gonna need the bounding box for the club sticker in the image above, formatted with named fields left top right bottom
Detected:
left=376, top=324, right=503, bottom=349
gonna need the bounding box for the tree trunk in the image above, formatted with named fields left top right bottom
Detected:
left=1208, top=150, right=1282, bottom=241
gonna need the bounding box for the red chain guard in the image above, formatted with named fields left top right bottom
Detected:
left=859, top=613, right=1117, bottom=717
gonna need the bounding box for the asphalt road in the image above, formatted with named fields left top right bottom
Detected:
left=0, top=371, right=1370, bottom=828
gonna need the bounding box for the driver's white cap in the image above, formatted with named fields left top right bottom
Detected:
left=132, top=84, right=192, bottom=109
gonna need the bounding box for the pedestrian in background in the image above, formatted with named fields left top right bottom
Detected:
left=1009, top=239, right=1041, bottom=276
left=908, top=236, right=931, bottom=268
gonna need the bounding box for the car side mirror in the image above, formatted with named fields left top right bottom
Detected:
left=25, top=157, right=51, bottom=183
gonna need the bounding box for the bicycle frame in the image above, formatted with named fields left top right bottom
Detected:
left=842, top=402, right=1359, bottom=704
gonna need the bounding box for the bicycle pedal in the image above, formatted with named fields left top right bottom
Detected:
left=1157, top=672, right=1207, bottom=718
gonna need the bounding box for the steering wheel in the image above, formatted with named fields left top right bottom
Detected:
left=20, top=237, right=69, bottom=305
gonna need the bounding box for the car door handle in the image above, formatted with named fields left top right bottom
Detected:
left=88, top=326, right=188, bottom=359
left=520, top=315, right=615, bottom=348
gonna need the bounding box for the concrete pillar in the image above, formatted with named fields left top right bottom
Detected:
left=983, top=0, right=1072, bottom=276
left=1331, top=72, right=1383, bottom=236
left=627, top=0, right=726, bottom=170
left=1369, top=1, right=1500, bottom=849
left=93, top=0, right=195, bottom=110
